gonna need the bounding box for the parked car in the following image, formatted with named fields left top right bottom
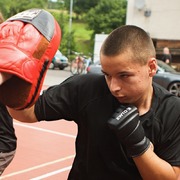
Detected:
left=87, top=60, right=101, bottom=74
left=87, top=60, right=180, bottom=97
left=49, top=50, right=69, bottom=70
left=153, top=60, right=180, bottom=96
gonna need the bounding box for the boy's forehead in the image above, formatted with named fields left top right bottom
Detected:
left=100, top=53, right=148, bottom=75
left=100, top=52, right=133, bottom=64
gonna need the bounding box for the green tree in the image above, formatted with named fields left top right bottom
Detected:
left=0, top=0, right=76, bottom=56
left=48, top=0, right=65, bottom=10
left=49, top=10, right=76, bottom=57
left=0, top=0, right=47, bottom=19
left=85, top=0, right=127, bottom=35
left=64, top=0, right=99, bottom=18
left=73, top=0, right=98, bottom=16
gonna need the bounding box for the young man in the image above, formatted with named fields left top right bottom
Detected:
left=7, top=25, right=180, bottom=179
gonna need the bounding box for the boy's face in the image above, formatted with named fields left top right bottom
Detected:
left=100, top=53, right=157, bottom=106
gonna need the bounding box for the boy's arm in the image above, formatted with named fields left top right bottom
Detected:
left=134, top=146, right=180, bottom=180
left=108, top=106, right=180, bottom=179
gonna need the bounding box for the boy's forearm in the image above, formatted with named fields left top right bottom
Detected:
left=133, top=145, right=180, bottom=180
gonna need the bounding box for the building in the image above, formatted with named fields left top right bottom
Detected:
left=126, top=0, right=180, bottom=63
left=93, top=34, right=108, bottom=62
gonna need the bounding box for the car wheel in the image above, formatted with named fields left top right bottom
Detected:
left=59, top=66, right=64, bottom=70
left=168, top=82, right=180, bottom=97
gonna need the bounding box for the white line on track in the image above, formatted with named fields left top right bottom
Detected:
left=30, top=166, right=72, bottom=180
left=0, top=155, right=75, bottom=179
left=13, top=121, right=76, bottom=138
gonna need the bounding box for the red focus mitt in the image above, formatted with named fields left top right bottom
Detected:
left=0, top=8, right=61, bottom=109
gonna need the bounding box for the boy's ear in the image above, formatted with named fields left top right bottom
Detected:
left=148, top=58, right=157, bottom=77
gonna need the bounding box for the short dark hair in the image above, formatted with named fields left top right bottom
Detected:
left=100, top=25, right=156, bottom=65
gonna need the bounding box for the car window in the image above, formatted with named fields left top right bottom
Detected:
left=55, top=50, right=62, bottom=56
left=157, top=60, right=176, bottom=73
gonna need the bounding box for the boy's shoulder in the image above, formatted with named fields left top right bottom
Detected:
left=153, top=82, right=180, bottom=111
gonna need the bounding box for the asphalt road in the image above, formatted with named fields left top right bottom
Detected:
left=43, top=67, right=72, bottom=87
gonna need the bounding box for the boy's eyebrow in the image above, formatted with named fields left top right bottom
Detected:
left=101, top=69, right=133, bottom=75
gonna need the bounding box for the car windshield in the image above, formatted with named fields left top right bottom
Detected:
left=157, top=60, right=176, bottom=73
left=55, top=50, right=63, bottom=57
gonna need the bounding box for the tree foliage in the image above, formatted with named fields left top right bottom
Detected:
left=85, top=0, right=127, bottom=35
left=0, top=0, right=47, bottom=19
left=73, top=0, right=98, bottom=15
left=0, top=0, right=128, bottom=58
left=48, top=0, right=65, bottom=10
left=64, top=0, right=99, bottom=16
left=49, top=10, right=76, bottom=56
left=0, top=0, right=75, bottom=56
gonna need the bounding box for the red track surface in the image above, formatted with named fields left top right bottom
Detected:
left=1, top=114, right=77, bottom=180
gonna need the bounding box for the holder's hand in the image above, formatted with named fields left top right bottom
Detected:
left=0, top=72, right=12, bottom=85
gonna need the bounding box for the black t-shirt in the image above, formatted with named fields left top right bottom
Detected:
left=35, top=73, right=180, bottom=180
left=0, top=103, right=17, bottom=152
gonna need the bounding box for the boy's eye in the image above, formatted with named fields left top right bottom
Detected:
left=119, top=74, right=129, bottom=78
left=105, top=74, right=111, bottom=79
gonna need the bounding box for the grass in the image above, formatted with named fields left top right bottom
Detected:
left=49, top=9, right=93, bottom=56
left=72, top=21, right=93, bottom=55
left=73, top=22, right=92, bottom=39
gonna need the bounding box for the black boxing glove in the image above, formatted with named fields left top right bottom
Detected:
left=108, top=106, right=150, bottom=157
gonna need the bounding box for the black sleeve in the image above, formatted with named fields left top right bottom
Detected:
left=34, top=75, right=80, bottom=122
left=34, top=74, right=107, bottom=122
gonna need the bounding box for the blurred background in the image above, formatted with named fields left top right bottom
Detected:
left=0, top=0, right=179, bottom=70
